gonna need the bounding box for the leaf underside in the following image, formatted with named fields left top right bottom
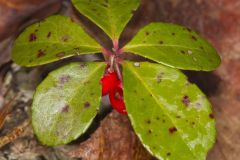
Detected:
left=72, top=0, right=140, bottom=40
left=124, top=23, right=221, bottom=71
left=12, top=15, right=102, bottom=67
left=123, top=62, right=216, bottom=160
left=32, top=62, right=105, bottom=146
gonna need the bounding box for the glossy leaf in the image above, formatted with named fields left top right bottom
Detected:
left=32, top=62, right=105, bottom=146
left=123, top=23, right=221, bottom=71
left=123, top=62, right=216, bottom=160
left=12, top=15, right=102, bottom=67
left=72, top=0, right=140, bottom=40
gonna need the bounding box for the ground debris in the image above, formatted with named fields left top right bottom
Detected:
left=67, top=111, right=153, bottom=160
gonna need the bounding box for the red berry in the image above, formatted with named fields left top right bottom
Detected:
left=100, top=65, right=127, bottom=115
left=101, top=70, right=118, bottom=96
left=109, top=86, right=127, bottom=115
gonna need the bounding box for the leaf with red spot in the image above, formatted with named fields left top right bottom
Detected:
left=123, top=61, right=216, bottom=160
left=11, top=15, right=102, bottom=67
left=32, top=62, right=105, bottom=146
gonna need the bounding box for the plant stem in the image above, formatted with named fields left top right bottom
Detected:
left=114, top=62, right=122, bottom=81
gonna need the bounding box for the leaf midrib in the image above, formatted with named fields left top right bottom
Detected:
left=15, top=41, right=101, bottom=49
left=126, top=63, right=198, bottom=159
left=125, top=44, right=204, bottom=52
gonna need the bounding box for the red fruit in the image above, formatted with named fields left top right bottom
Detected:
left=109, top=85, right=127, bottom=115
left=100, top=66, right=127, bottom=115
left=101, top=71, right=118, bottom=96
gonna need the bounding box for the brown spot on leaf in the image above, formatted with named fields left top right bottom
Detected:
left=80, top=63, right=87, bottom=69
left=56, top=52, right=65, bottom=58
left=101, top=3, right=108, bottom=7
left=176, top=115, right=181, bottom=119
left=182, top=95, right=190, bottom=106
left=145, top=31, right=149, bottom=35
left=156, top=72, right=164, bottom=83
left=181, top=50, right=185, bottom=54
left=29, top=33, right=37, bottom=42
left=167, top=152, right=171, bottom=156
left=84, top=102, right=91, bottom=108
left=209, top=113, right=214, bottom=119
left=62, top=35, right=70, bottom=42
left=159, top=40, right=164, bottom=44
left=47, top=32, right=51, bottom=38
left=191, top=35, right=197, bottom=41
left=84, top=81, right=90, bottom=85
left=145, top=119, right=151, bottom=124
left=171, top=32, right=175, bottom=36
left=59, top=74, right=71, bottom=85
left=148, top=129, right=152, bottom=134
left=37, top=49, right=46, bottom=58
left=187, top=28, right=192, bottom=32
left=169, top=127, right=177, bottom=134
left=62, top=105, right=69, bottom=113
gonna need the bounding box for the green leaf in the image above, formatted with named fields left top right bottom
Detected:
left=72, top=0, right=140, bottom=40
left=12, top=15, right=102, bottom=67
left=123, top=62, right=216, bottom=160
left=32, top=62, right=105, bottom=146
left=123, top=23, right=221, bottom=71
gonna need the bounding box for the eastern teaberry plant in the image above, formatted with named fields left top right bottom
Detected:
left=11, top=0, right=220, bottom=160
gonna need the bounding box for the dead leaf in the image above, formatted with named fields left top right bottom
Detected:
left=67, top=111, right=154, bottom=160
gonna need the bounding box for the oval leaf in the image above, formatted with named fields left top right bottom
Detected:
left=123, top=23, right=221, bottom=71
left=123, top=62, right=216, bottom=160
left=32, top=62, right=105, bottom=146
left=72, top=0, right=140, bottom=40
left=12, top=15, right=102, bottom=67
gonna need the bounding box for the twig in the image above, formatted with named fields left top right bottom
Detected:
left=0, top=119, right=30, bottom=148
left=0, top=94, right=19, bottom=129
